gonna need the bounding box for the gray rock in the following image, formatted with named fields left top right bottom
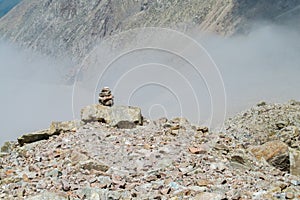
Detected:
left=289, top=148, right=300, bottom=176
left=193, top=192, right=224, bottom=200
left=61, top=180, right=71, bottom=191
left=49, top=121, right=80, bottom=135
left=116, top=121, right=136, bottom=129
left=78, top=187, right=108, bottom=200
left=17, top=129, right=53, bottom=146
left=276, top=121, right=288, bottom=130
left=45, top=169, right=62, bottom=178
left=81, top=104, right=142, bottom=127
left=18, top=120, right=79, bottom=146
left=0, top=141, right=14, bottom=152
left=26, top=192, right=68, bottom=200
left=97, top=176, right=112, bottom=186
left=79, top=160, right=109, bottom=172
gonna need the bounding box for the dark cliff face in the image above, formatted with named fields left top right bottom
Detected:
left=0, top=0, right=299, bottom=62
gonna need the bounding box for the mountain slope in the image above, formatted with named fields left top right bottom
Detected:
left=0, top=0, right=21, bottom=18
left=0, top=0, right=299, bottom=62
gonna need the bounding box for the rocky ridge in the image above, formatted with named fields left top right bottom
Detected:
left=1, top=101, right=300, bottom=199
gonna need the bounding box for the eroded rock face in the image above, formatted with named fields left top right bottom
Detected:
left=81, top=104, right=142, bottom=128
left=249, top=140, right=290, bottom=171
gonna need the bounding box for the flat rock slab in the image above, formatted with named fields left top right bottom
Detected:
left=18, top=120, right=80, bottom=146
left=81, top=105, right=142, bottom=128
left=18, top=129, right=53, bottom=146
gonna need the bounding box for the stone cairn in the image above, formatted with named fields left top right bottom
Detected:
left=98, top=87, right=114, bottom=107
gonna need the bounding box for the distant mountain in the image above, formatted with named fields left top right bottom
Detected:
left=0, top=0, right=299, bottom=63
left=0, top=0, right=21, bottom=18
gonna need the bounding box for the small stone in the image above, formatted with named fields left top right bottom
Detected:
left=188, top=147, right=207, bottom=154
left=1, top=141, right=13, bottom=152
left=22, top=174, right=29, bottom=182
left=45, top=169, right=62, bottom=178
left=188, top=186, right=206, bottom=192
left=70, top=150, right=89, bottom=164
left=275, top=121, right=288, bottom=130
left=61, top=180, right=71, bottom=191
left=197, top=180, right=211, bottom=187
left=160, top=188, right=171, bottom=195
left=116, top=121, right=136, bottom=129
left=286, top=191, right=295, bottom=199
left=49, top=121, right=80, bottom=135
left=26, top=192, right=68, bottom=200
left=291, top=180, right=300, bottom=186
left=194, top=192, right=223, bottom=200
left=196, top=126, right=209, bottom=133
left=289, top=148, right=300, bottom=176
left=257, top=101, right=267, bottom=106
left=79, top=160, right=109, bottom=172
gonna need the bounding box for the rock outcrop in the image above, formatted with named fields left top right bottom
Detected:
left=227, top=100, right=300, bottom=176
left=249, top=140, right=290, bottom=172
left=17, top=129, right=55, bottom=146
left=81, top=104, right=142, bottom=128
left=17, top=121, right=79, bottom=146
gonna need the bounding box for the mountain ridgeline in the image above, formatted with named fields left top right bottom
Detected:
left=0, top=0, right=299, bottom=62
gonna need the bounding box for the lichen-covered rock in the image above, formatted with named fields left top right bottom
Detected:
left=81, top=104, right=142, bottom=128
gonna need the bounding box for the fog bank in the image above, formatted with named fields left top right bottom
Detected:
left=1, top=22, right=300, bottom=145
left=0, top=41, right=73, bottom=145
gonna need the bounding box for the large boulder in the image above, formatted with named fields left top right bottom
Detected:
left=249, top=140, right=290, bottom=171
left=81, top=105, right=142, bottom=128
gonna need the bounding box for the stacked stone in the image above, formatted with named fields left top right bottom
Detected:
left=98, top=87, right=114, bottom=107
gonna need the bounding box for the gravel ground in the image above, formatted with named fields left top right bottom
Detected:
left=2, top=101, right=300, bottom=199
